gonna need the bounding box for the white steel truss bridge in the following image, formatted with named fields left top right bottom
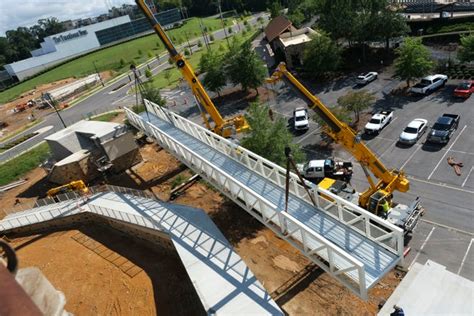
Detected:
left=126, top=100, right=405, bottom=300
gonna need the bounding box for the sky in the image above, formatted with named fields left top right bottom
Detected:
left=0, top=0, right=135, bottom=36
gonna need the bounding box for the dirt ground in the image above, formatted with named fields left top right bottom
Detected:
left=1, top=144, right=403, bottom=315
left=0, top=71, right=112, bottom=140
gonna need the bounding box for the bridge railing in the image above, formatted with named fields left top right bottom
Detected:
left=142, top=100, right=404, bottom=263
left=126, top=106, right=369, bottom=299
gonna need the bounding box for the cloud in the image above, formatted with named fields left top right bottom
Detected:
left=0, top=0, right=134, bottom=36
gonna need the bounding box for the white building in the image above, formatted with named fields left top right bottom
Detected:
left=4, top=16, right=130, bottom=81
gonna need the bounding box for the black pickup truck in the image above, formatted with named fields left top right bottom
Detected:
left=427, top=114, right=460, bottom=144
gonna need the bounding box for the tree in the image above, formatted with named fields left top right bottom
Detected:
left=375, top=10, right=409, bottom=50
left=394, top=38, right=433, bottom=87
left=241, top=102, right=305, bottom=166
left=458, top=34, right=474, bottom=63
left=142, top=82, right=165, bottom=105
left=303, top=33, right=342, bottom=76
left=226, top=41, right=266, bottom=93
left=145, top=68, right=152, bottom=79
left=164, top=69, right=172, bottom=84
left=269, top=1, right=283, bottom=18
left=5, top=27, right=38, bottom=61
left=286, top=9, right=305, bottom=28
left=200, top=50, right=227, bottom=96
left=337, top=90, right=375, bottom=122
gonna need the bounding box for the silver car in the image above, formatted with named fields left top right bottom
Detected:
left=399, top=119, right=428, bottom=145
left=356, top=72, right=378, bottom=85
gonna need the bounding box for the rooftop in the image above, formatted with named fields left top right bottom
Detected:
left=45, top=120, right=125, bottom=143
left=278, top=28, right=317, bottom=47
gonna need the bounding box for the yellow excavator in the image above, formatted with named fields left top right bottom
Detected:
left=46, top=180, right=89, bottom=198
left=267, top=63, right=423, bottom=234
left=135, top=0, right=249, bottom=138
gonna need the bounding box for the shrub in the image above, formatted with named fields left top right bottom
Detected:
left=145, top=68, right=152, bottom=79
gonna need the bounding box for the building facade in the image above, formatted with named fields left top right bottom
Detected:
left=4, top=8, right=182, bottom=81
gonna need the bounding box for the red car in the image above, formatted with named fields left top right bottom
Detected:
left=453, top=81, right=474, bottom=98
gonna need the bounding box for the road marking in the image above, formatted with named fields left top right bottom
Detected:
left=112, top=94, right=131, bottom=105
left=407, top=175, right=474, bottom=194
left=421, top=219, right=474, bottom=237
left=462, top=166, right=474, bottom=187
left=409, top=226, right=436, bottom=269
left=427, top=125, right=467, bottom=180
left=296, top=127, right=322, bottom=144
left=378, top=140, right=398, bottom=159
left=457, top=238, right=473, bottom=275
left=400, top=144, right=422, bottom=170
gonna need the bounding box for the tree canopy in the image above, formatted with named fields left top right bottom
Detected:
left=394, top=37, right=433, bottom=87
left=303, top=33, right=342, bottom=76
left=241, top=102, right=304, bottom=166
left=458, top=34, right=474, bottom=63
left=200, top=50, right=227, bottom=95
left=337, top=90, right=375, bottom=122
left=226, top=40, right=267, bottom=93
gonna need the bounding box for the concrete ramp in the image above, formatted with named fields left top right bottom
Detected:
left=0, top=187, right=282, bottom=316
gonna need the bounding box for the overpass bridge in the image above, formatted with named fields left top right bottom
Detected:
left=125, top=100, right=406, bottom=299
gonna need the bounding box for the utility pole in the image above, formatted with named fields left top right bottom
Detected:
left=184, top=31, right=192, bottom=55
left=43, top=93, right=67, bottom=129
left=199, top=19, right=210, bottom=50
left=93, top=60, right=105, bottom=87
left=218, top=0, right=230, bottom=47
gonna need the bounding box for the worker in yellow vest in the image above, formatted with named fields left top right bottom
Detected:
left=381, top=198, right=390, bottom=219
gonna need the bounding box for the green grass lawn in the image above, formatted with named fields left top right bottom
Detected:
left=0, top=142, right=50, bottom=186
left=0, top=16, right=233, bottom=104
left=148, top=29, right=259, bottom=90
left=91, top=111, right=120, bottom=122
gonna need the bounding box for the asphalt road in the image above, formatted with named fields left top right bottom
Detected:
left=0, top=13, right=268, bottom=162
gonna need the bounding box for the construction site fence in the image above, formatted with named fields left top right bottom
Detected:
left=140, top=99, right=405, bottom=262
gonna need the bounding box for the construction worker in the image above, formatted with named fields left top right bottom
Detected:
left=390, top=305, right=405, bottom=316
left=380, top=198, right=390, bottom=219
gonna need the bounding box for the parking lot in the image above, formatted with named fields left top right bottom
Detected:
left=269, top=72, right=474, bottom=279
left=162, top=66, right=474, bottom=280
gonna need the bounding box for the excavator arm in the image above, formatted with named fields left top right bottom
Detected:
left=267, top=63, right=409, bottom=207
left=135, top=0, right=248, bottom=137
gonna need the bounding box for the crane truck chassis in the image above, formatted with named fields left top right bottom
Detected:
left=267, top=63, right=423, bottom=235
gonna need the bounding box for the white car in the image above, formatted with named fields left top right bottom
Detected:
left=399, top=119, right=428, bottom=144
left=356, top=72, right=378, bottom=85
left=293, top=107, right=309, bottom=130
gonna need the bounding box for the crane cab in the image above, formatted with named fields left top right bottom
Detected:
left=367, top=191, right=393, bottom=218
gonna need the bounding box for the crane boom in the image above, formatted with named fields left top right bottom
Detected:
left=267, top=63, right=409, bottom=207
left=135, top=0, right=248, bottom=137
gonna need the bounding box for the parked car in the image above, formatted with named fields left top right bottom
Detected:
left=427, top=114, right=460, bottom=144
left=453, top=81, right=474, bottom=99
left=364, top=111, right=393, bottom=134
left=410, top=74, right=448, bottom=95
left=398, top=119, right=428, bottom=145
left=293, top=107, right=309, bottom=130
left=356, top=72, right=378, bottom=85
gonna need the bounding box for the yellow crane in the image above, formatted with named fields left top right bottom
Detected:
left=46, top=180, right=89, bottom=198
left=135, top=0, right=249, bottom=137
left=267, top=63, right=422, bottom=232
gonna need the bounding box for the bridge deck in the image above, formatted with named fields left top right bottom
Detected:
left=140, top=111, right=399, bottom=289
